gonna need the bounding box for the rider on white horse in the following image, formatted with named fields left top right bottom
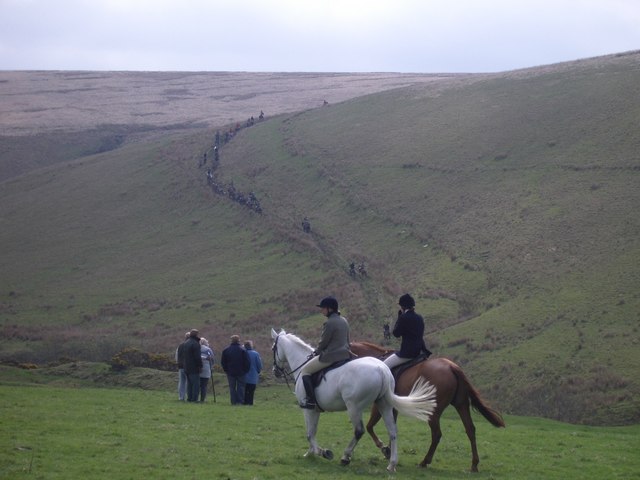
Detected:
left=299, top=296, right=351, bottom=409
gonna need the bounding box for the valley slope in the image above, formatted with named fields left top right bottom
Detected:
left=1, top=52, right=639, bottom=425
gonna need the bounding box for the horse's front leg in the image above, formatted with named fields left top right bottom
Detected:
left=303, top=410, right=333, bottom=460
left=419, top=416, right=442, bottom=468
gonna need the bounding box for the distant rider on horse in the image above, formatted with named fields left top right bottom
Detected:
left=299, top=296, right=351, bottom=409
left=384, top=293, right=431, bottom=370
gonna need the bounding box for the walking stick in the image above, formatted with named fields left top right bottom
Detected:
left=210, top=358, right=217, bottom=403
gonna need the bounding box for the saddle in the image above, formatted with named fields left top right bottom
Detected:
left=310, top=358, right=352, bottom=388
left=390, top=352, right=431, bottom=381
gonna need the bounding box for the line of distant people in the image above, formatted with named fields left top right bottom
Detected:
left=175, top=329, right=263, bottom=405
left=200, top=112, right=265, bottom=213
left=206, top=173, right=263, bottom=213
left=200, top=111, right=265, bottom=168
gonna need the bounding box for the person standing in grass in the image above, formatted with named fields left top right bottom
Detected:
left=383, top=294, right=431, bottom=371
left=175, top=332, right=190, bottom=401
left=184, top=329, right=203, bottom=402
left=243, top=340, right=262, bottom=405
left=199, top=337, right=215, bottom=402
left=221, top=335, right=250, bottom=405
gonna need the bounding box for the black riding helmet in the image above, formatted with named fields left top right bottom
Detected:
left=316, top=296, right=339, bottom=311
left=398, top=293, right=415, bottom=309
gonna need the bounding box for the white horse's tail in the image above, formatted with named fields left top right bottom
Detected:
left=387, top=377, right=437, bottom=422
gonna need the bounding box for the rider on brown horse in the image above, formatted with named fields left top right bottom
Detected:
left=352, top=296, right=504, bottom=471
left=384, top=294, right=431, bottom=371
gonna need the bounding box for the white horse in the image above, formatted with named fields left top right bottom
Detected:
left=271, top=329, right=437, bottom=472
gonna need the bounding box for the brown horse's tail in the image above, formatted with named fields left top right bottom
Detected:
left=450, top=363, right=506, bottom=428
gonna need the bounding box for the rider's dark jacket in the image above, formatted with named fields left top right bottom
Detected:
left=393, top=308, right=430, bottom=358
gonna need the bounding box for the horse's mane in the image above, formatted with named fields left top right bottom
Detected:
left=286, top=332, right=313, bottom=351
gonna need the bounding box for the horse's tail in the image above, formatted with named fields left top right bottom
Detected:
left=450, top=363, right=505, bottom=428
left=387, top=377, right=437, bottom=423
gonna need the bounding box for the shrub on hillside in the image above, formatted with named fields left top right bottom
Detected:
left=0, top=360, right=38, bottom=369
left=110, top=348, right=175, bottom=372
left=447, top=337, right=471, bottom=348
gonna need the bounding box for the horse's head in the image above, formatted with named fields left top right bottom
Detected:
left=271, top=328, right=315, bottom=379
left=271, top=328, right=288, bottom=378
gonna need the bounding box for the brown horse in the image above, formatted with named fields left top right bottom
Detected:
left=350, top=341, right=505, bottom=472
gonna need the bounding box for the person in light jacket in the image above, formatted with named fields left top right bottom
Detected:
left=199, top=337, right=215, bottom=402
left=243, top=340, right=262, bottom=405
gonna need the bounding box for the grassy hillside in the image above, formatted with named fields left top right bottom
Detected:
left=1, top=52, right=639, bottom=425
left=0, top=128, right=335, bottom=360
left=198, top=51, right=640, bottom=424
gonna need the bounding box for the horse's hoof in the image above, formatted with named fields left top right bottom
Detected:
left=322, top=449, right=334, bottom=460
left=340, top=458, right=351, bottom=466
left=386, top=464, right=397, bottom=473
left=381, top=446, right=391, bottom=460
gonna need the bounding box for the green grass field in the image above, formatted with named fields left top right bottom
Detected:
left=1, top=376, right=638, bottom=480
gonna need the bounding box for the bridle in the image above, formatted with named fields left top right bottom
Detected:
left=272, top=333, right=313, bottom=390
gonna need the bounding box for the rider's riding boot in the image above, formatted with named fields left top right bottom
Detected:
left=300, top=375, right=316, bottom=409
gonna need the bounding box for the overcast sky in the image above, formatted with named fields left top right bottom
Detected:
left=1, top=0, right=639, bottom=73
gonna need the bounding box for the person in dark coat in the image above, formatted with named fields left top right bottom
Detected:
left=221, top=335, right=250, bottom=405
left=184, top=329, right=203, bottom=402
left=175, top=331, right=190, bottom=401
left=384, top=294, right=431, bottom=370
